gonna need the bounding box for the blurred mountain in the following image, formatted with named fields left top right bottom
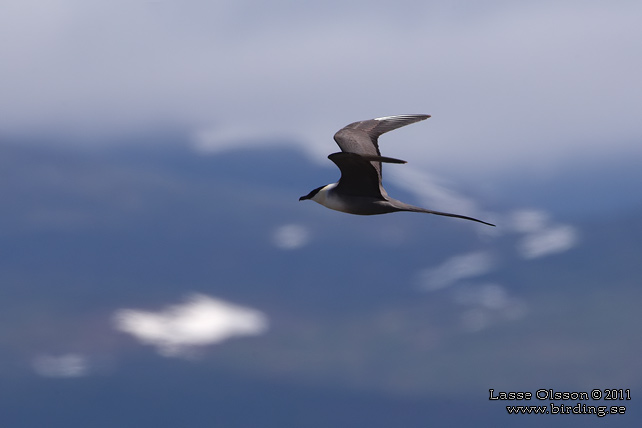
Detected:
left=0, top=137, right=640, bottom=427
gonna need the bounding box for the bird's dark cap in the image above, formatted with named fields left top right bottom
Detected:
left=299, top=186, right=324, bottom=201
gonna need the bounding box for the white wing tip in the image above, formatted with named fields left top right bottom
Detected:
left=374, top=114, right=430, bottom=121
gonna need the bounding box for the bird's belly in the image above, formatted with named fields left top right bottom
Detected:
left=318, top=194, right=395, bottom=215
left=317, top=192, right=352, bottom=213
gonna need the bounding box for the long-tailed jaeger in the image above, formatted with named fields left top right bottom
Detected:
left=299, top=114, right=495, bottom=226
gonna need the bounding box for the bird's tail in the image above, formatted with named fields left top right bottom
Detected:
left=392, top=200, right=496, bottom=226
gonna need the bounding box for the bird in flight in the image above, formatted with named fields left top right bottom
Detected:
left=299, top=114, right=495, bottom=226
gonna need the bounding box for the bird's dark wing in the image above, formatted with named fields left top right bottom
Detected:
left=333, top=114, right=430, bottom=154
left=328, top=152, right=405, bottom=198
left=333, top=114, right=430, bottom=180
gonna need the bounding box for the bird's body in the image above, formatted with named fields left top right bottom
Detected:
left=307, top=183, right=397, bottom=215
left=300, top=114, right=495, bottom=227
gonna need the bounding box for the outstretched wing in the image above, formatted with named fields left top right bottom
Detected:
left=333, top=114, right=430, bottom=180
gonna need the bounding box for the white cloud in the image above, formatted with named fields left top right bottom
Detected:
left=272, top=224, right=310, bottom=250
left=417, top=251, right=496, bottom=291
left=455, top=282, right=528, bottom=313
left=33, top=353, right=88, bottom=378
left=455, top=284, right=529, bottom=332
left=508, top=209, right=550, bottom=234
left=505, top=209, right=579, bottom=259
left=113, top=294, right=268, bottom=357
left=454, top=283, right=509, bottom=310
left=519, top=225, right=578, bottom=259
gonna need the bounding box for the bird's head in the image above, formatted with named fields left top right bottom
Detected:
left=299, top=186, right=324, bottom=201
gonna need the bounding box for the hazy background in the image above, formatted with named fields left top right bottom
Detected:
left=1, top=1, right=641, bottom=426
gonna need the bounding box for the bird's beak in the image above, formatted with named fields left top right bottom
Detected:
left=299, top=195, right=307, bottom=201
